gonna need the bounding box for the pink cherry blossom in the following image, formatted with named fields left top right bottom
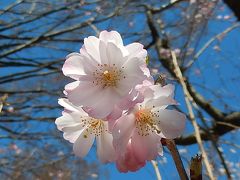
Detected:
left=63, top=30, right=148, bottom=119
left=56, top=98, right=116, bottom=163
left=112, top=84, right=186, bottom=163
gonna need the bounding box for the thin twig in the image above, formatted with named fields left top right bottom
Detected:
left=171, top=51, right=215, bottom=180
left=165, top=139, right=189, bottom=180
left=151, top=160, right=162, bottom=180
left=186, top=23, right=240, bottom=69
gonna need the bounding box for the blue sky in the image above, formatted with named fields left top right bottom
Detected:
left=0, top=1, right=239, bottom=179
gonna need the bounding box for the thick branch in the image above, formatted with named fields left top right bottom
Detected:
left=223, top=0, right=240, bottom=21
left=176, top=112, right=240, bottom=145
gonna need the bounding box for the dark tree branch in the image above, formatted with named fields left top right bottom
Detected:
left=223, top=0, right=240, bottom=21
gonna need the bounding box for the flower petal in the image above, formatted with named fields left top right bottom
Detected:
left=106, top=106, right=123, bottom=123
left=64, top=81, right=79, bottom=95
left=62, top=53, right=86, bottom=80
left=96, top=126, right=116, bottom=163
left=112, top=114, right=135, bottom=155
left=62, top=124, right=85, bottom=143
left=125, top=42, right=147, bottom=63
left=99, top=30, right=123, bottom=46
left=106, top=42, right=127, bottom=67
left=84, top=87, right=122, bottom=118
left=84, top=36, right=101, bottom=62
left=151, top=84, right=175, bottom=98
left=117, top=58, right=146, bottom=95
left=58, top=98, right=82, bottom=113
left=116, top=142, right=146, bottom=172
left=73, top=129, right=95, bottom=158
left=55, top=111, right=88, bottom=131
left=145, top=96, right=177, bottom=109
left=131, top=130, right=161, bottom=161
left=67, top=81, right=102, bottom=107
left=117, top=89, right=144, bottom=110
left=152, top=109, right=186, bottom=139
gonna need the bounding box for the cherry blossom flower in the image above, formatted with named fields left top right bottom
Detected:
left=56, top=98, right=116, bottom=163
left=112, top=84, right=186, bottom=162
left=63, top=30, right=148, bottom=119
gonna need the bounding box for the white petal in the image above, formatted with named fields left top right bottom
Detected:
left=99, top=40, right=109, bottom=64
left=62, top=124, right=85, bottom=143
left=58, top=98, right=80, bottom=112
left=106, top=42, right=127, bottom=67
left=152, top=109, right=186, bottom=139
left=56, top=111, right=93, bottom=143
left=73, top=129, right=95, bottom=158
left=151, top=84, right=175, bottom=99
left=55, top=114, right=79, bottom=131
left=145, top=96, right=177, bottom=109
left=112, top=114, right=135, bottom=155
left=55, top=111, right=88, bottom=131
left=96, top=126, right=116, bottom=163
left=64, top=81, right=79, bottom=94
left=84, top=36, right=101, bottom=63
left=125, top=42, right=147, bottom=62
left=99, top=30, right=123, bottom=46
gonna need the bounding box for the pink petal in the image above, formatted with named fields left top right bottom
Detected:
left=117, top=89, right=144, bottom=111
left=116, top=141, right=146, bottom=172
left=131, top=130, right=161, bottom=161
left=112, top=114, right=135, bottom=155
left=83, top=88, right=122, bottom=119
left=62, top=53, right=85, bottom=80
left=106, top=106, right=123, bottom=124
left=67, top=81, right=102, bottom=107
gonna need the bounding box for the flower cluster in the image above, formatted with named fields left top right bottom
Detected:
left=56, top=30, right=186, bottom=172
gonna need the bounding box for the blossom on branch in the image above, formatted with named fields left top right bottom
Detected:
left=112, top=84, right=186, bottom=171
left=56, top=30, right=186, bottom=173
left=56, top=99, right=116, bottom=163
left=63, top=30, right=148, bottom=119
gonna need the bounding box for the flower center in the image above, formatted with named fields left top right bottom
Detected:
left=102, top=70, right=119, bottom=86
left=135, top=109, right=160, bottom=136
left=82, top=119, right=107, bottom=138
left=92, top=64, right=124, bottom=88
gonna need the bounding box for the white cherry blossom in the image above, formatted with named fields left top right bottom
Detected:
left=56, top=98, right=116, bottom=163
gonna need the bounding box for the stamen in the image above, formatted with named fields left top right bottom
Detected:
left=92, top=64, right=124, bottom=88
left=82, top=119, right=107, bottom=138
left=135, top=109, right=161, bottom=136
